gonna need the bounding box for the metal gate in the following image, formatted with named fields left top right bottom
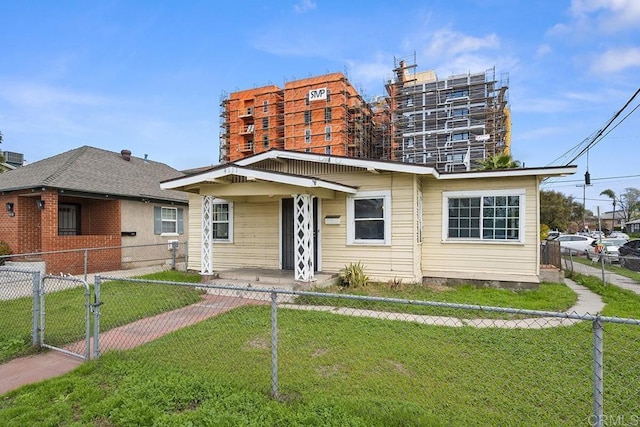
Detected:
left=40, top=275, right=92, bottom=360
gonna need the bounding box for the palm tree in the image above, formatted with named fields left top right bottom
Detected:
left=476, top=153, right=521, bottom=170
left=600, top=189, right=617, bottom=232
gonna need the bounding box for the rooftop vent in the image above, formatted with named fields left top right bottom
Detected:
left=121, top=149, right=132, bottom=161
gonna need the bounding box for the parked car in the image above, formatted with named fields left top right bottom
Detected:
left=586, top=238, right=627, bottom=263
left=546, top=230, right=562, bottom=240
left=608, top=231, right=629, bottom=240
left=590, top=231, right=605, bottom=240
left=619, top=239, right=640, bottom=271
left=555, top=234, right=595, bottom=255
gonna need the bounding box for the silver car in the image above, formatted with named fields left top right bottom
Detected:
left=555, top=234, right=595, bottom=255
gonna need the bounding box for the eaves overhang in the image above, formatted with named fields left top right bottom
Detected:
left=161, top=164, right=359, bottom=194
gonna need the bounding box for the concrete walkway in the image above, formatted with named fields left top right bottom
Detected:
left=2, top=268, right=627, bottom=396
left=569, top=261, right=640, bottom=295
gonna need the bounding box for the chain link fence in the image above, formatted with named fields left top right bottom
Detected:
left=0, top=241, right=187, bottom=280
left=1, top=252, right=640, bottom=425
left=87, top=276, right=639, bottom=426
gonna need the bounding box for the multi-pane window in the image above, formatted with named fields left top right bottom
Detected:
left=262, top=100, right=268, bottom=112
left=445, top=191, right=523, bottom=241
left=304, top=129, right=311, bottom=143
left=304, top=110, right=311, bottom=125
left=212, top=202, right=231, bottom=240
left=262, top=117, right=269, bottom=129
left=347, top=191, right=391, bottom=245
left=161, top=207, right=178, bottom=234
left=325, top=146, right=331, bottom=155
left=324, top=107, right=332, bottom=122
left=262, top=134, right=269, bottom=148
left=325, top=126, right=332, bottom=141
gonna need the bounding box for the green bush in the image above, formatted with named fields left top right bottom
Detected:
left=338, top=262, right=369, bottom=288
left=0, top=241, right=11, bottom=265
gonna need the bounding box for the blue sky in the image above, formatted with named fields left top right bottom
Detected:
left=1, top=0, right=639, bottom=213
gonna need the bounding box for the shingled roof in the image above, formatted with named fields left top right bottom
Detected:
left=0, top=146, right=187, bottom=203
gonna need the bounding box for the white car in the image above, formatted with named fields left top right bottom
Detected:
left=586, top=238, right=626, bottom=263
left=608, top=232, right=629, bottom=240
left=555, top=234, right=595, bottom=255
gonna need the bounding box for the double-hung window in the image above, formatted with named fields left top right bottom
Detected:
left=443, top=190, right=524, bottom=242
left=347, top=191, right=391, bottom=245
left=212, top=201, right=233, bottom=241
left=154, top=206, right=184, bottom=236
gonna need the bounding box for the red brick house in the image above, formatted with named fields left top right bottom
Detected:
left=0, top=146, right=188, bottom=274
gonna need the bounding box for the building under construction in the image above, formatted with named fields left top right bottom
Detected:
left=384, top=57, right=511, bottom=171
left=219, top=73, right=373, bottom=163
left=219, top=60, right=511, bottom=170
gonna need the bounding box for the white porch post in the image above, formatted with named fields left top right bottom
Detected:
left=201, top=195, right=214, bottom=275
left=294, top=194, right=314, bottom=282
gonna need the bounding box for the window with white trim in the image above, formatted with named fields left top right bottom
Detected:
left=212, top=200, right=233, bottom=241
left=443, top=190, right=524, bottom=242
left=304, top=129, right=311, bottom=143
left=154, top=206, right=184, bottom=236
left=347, top=191, right=391, bottom=245
left=161, top=207, right=178, bottom=233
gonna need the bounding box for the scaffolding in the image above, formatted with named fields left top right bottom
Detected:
left=385, top=56, right=510, bottom=171
left=219, top=86, right=285, bottom=163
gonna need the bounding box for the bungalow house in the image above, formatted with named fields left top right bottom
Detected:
left=161, top=149, right=576, bottom=288
left=626, top=218, right=640, bottom=234
left=0, top=146, right=188, bottom=274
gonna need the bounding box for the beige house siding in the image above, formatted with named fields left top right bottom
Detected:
left=421, top=176, right=540, bottom=283
left=187, top=195, right=280, bottom=272
left=315, top=171, right=420, bottom=282
left=186, top=166, right=422, bottom=282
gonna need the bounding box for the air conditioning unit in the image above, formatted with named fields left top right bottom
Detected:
left=167, top=240, right=179, bottom=250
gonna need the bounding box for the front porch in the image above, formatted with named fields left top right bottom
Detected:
left=202, top=267, right=338, bottom=291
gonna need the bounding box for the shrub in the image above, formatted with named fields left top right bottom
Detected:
left=338, top=262, right=369, bottom=288
left=0, top=241, right=11, bottom=265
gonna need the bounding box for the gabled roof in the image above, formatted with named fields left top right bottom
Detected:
left=161, top=163, right=358, bottom=194
left=0, top=146, right=187, bottom=203
left=235, top=149, right=577, bottom=179
left=162, top=149, right=578, bottom=194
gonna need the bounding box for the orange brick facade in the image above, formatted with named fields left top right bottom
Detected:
left=220, top=73, right=373, bottom=163
left=0, top=190, right=121, bottom=274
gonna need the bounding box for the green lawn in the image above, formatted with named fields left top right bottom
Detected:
left=0, top=270, right=203, bottom=363
left=572, top=256, right=640, bottom=282
left=296, top=281, right=577, bottom=319
left=0, top=272, right=638, bottom=425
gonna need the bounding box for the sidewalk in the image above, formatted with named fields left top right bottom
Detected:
left=569, top=261, right=640, bottom=295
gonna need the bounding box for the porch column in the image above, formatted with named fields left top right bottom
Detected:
left=294, top=194, right=314, bottom=282
left=201, top=195, right=214, bottom=275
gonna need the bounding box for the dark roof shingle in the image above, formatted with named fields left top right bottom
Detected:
left=0, top=146, right=187, bottom=203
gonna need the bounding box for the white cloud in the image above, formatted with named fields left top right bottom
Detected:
left=570, top=0, right=640, bottom=32
left=0, top=81, right=113, bottom=109
left=293, top=0, right=316, bottom=14
left=589, top=46, right=640, bottom=73
left=421, top=29, right=500, bottom=58
left=536, top=44, right=552, bottom=58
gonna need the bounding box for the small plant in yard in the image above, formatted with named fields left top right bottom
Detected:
left=0, top=241, right=11, bottom=265
left=338, top=261, right=369, bottom=288
left=387, top=277, right=403, bottom=291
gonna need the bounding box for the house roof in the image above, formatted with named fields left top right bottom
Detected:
left=0, top=146, right=188, bottom=203
left=162, top=149, right=577, bottom=196
left=235, top=149, right=578, bottom=179
left=161, top=164, right=358, bottom=195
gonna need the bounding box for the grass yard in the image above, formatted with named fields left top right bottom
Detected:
left=297, top=281, right=577, bottom=319
left=572, top=256, right=640, bottom=282
left=0, top=272, right=638, bottom=425
left=0, top=270, right=203, bottom=363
